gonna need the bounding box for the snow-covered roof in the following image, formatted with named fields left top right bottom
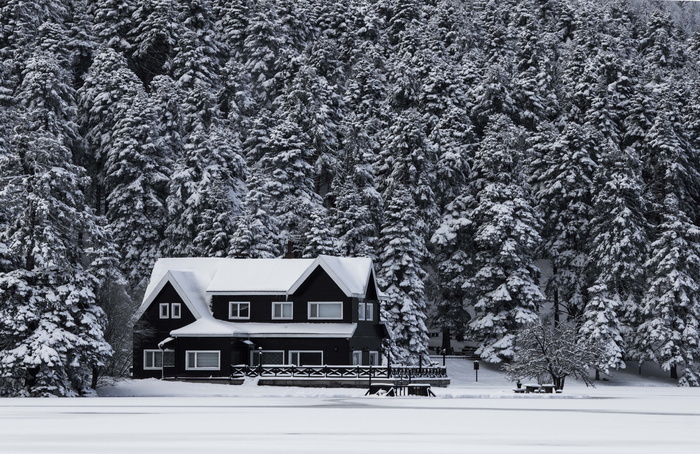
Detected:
left=133, top=255, right=382, bottom=324
left=170, top=320, right=357, bottom=338
left=206, top=258, right=314, bottom=294
left=132, top=258, right=226, bottom=322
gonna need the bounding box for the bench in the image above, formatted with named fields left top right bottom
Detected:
left=366, top=383, right=396, bottom=396
left=407, top=384, right=435, bottom=397
left=514, top=383, right=560, bottom=394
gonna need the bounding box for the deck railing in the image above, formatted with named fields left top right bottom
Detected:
left=230, top=364, right=448, bottom=379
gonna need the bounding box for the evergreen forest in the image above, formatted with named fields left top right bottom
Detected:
left=2, top=0, right=700, bottom=395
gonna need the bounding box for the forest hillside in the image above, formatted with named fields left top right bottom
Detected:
left=2, top=0, right=700, bottom=395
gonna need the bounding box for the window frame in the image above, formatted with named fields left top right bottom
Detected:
left=272, top=301, right=293, bottom=320
left=251, top=350, right=286, bottom=366
left=229, top=301, right=251, bottom=320
left=185, top=350, right=221, bottom=371
left=364, top=302, right=374, bottom=321
left=171, top=302, right=181, bottom=319
left=352, top=350, right=362, bottom=366
left=369, top=351, right=379, bottom=366
left=159, top=303, right=169, bottom=319
left=144, top=349, right=163, bottom=370
left=308, top=301, right=343, bottom=320
left=289, top=350, right=324, bottom=366
left=358, top=302, right=366, bottom=321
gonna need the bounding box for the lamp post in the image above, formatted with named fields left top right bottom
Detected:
left=442, top=348, right=446, bottom=367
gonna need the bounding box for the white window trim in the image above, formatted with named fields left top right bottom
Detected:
left=365, top=302, right=374, bottom=321
left=144, top=349, right=163, bottom=370
left=369, top=351, right=379, bottom=366
left=308, top=301, right=343, bottom=320
left=289, top=350, right=324, bottom=366
left=159, top=303, right=169, bottom=319
left=352, top=350, right=362, bottom=366
left=272, top=301, right=293, bottom=320
left=171, top=303, right=181, bottom=319
left=185, top=350, right=221, bottom=371
left=229, top=301, right=251, bottom=320
left=251, top=350, right=286, bottom=365
left=358, top=302, right=366, bottom=321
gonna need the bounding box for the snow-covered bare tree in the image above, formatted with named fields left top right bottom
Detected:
left=503, top=318, right=604, bottom=390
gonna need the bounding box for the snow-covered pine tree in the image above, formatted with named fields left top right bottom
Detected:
left=164, top=122, right=245, bottom=257
left=0, top=51, right=111, bottom=395
left=89, top=0, right=135, bottom=53
left=244, top=110, right=321, bottom=248
left=102, top=89, right=171, bottom=293
left=78, top=48, right=144, bottom=215
left=127, top=0, right=177, bottom=86
left=376, top=109, right=435, bottom=365
left=378, top=187, right=430, bottom=366
left=634, top=100, right=700, bottom=385
left=463, top=115, right=543, bottom=363
left=229, top=169, right=282, bottom=259
left=580, top=145, right=648, bottom=375
left=329, top=116, right=383, bottom=259
left=531, top=121, right=597, bottom=322
left=272, top=55, right=342, bottom=200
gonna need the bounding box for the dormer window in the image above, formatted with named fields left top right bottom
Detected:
left=172, top=303, right=181, bottom=319
left=159, top=303, right=169, bottom=319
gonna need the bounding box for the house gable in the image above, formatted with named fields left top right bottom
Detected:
left=287, top=256, right=374, bottom=298
left=133, top=270, right=209, bottom=323
left=137, top=281, right=196, bottom=328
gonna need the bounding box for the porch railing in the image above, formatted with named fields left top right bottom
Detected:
left=230, top=364, right=448, bottom=379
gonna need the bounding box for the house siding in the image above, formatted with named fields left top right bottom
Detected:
left=210, top=267, right=353, bottom=323
left=132, top=282, right=195, bottom=379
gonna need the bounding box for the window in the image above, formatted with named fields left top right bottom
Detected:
left=359, top=302, right=374, bottom=321
left=171, top=303, right=181, bottom=319
left=289, top=351, right=323, bottom=366
left=272, top=302, right=293, bottom=319
left=144, top=350, right=163, bottom=370
left=308, top=302, right=343, bottom=320
left=352, top=350, right=362, bottom=366
left=144, top=349, right=174, bottom=370
left=252, top=350, right=285, bottom=366
left=369, top=351, right=379, bottom=366
left=159, top=303, right=169, bottom=319
left=186, top=351, right=220, bottom=370
left=229, top=302, right=250, bottom=319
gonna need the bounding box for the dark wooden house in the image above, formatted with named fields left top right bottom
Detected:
left=132, top=256, right=388, bottom=379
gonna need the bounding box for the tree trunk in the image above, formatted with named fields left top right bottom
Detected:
left=91, top=366, right=100, bottom=389
left=552, top=263, right=560, bottom=325
left=671, top=364, right=678, bottom=380
left=553, top=375, right=566, bottom=390
left=441, top=327, right=451, bottom=353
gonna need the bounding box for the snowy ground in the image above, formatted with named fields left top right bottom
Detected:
left=1, top=358, right=698, bottom=454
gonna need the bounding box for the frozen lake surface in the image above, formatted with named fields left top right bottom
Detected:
left=1, top=358, right=698, bottom=454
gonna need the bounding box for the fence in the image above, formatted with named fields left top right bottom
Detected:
left=230, top=364, right=447, bottom=379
